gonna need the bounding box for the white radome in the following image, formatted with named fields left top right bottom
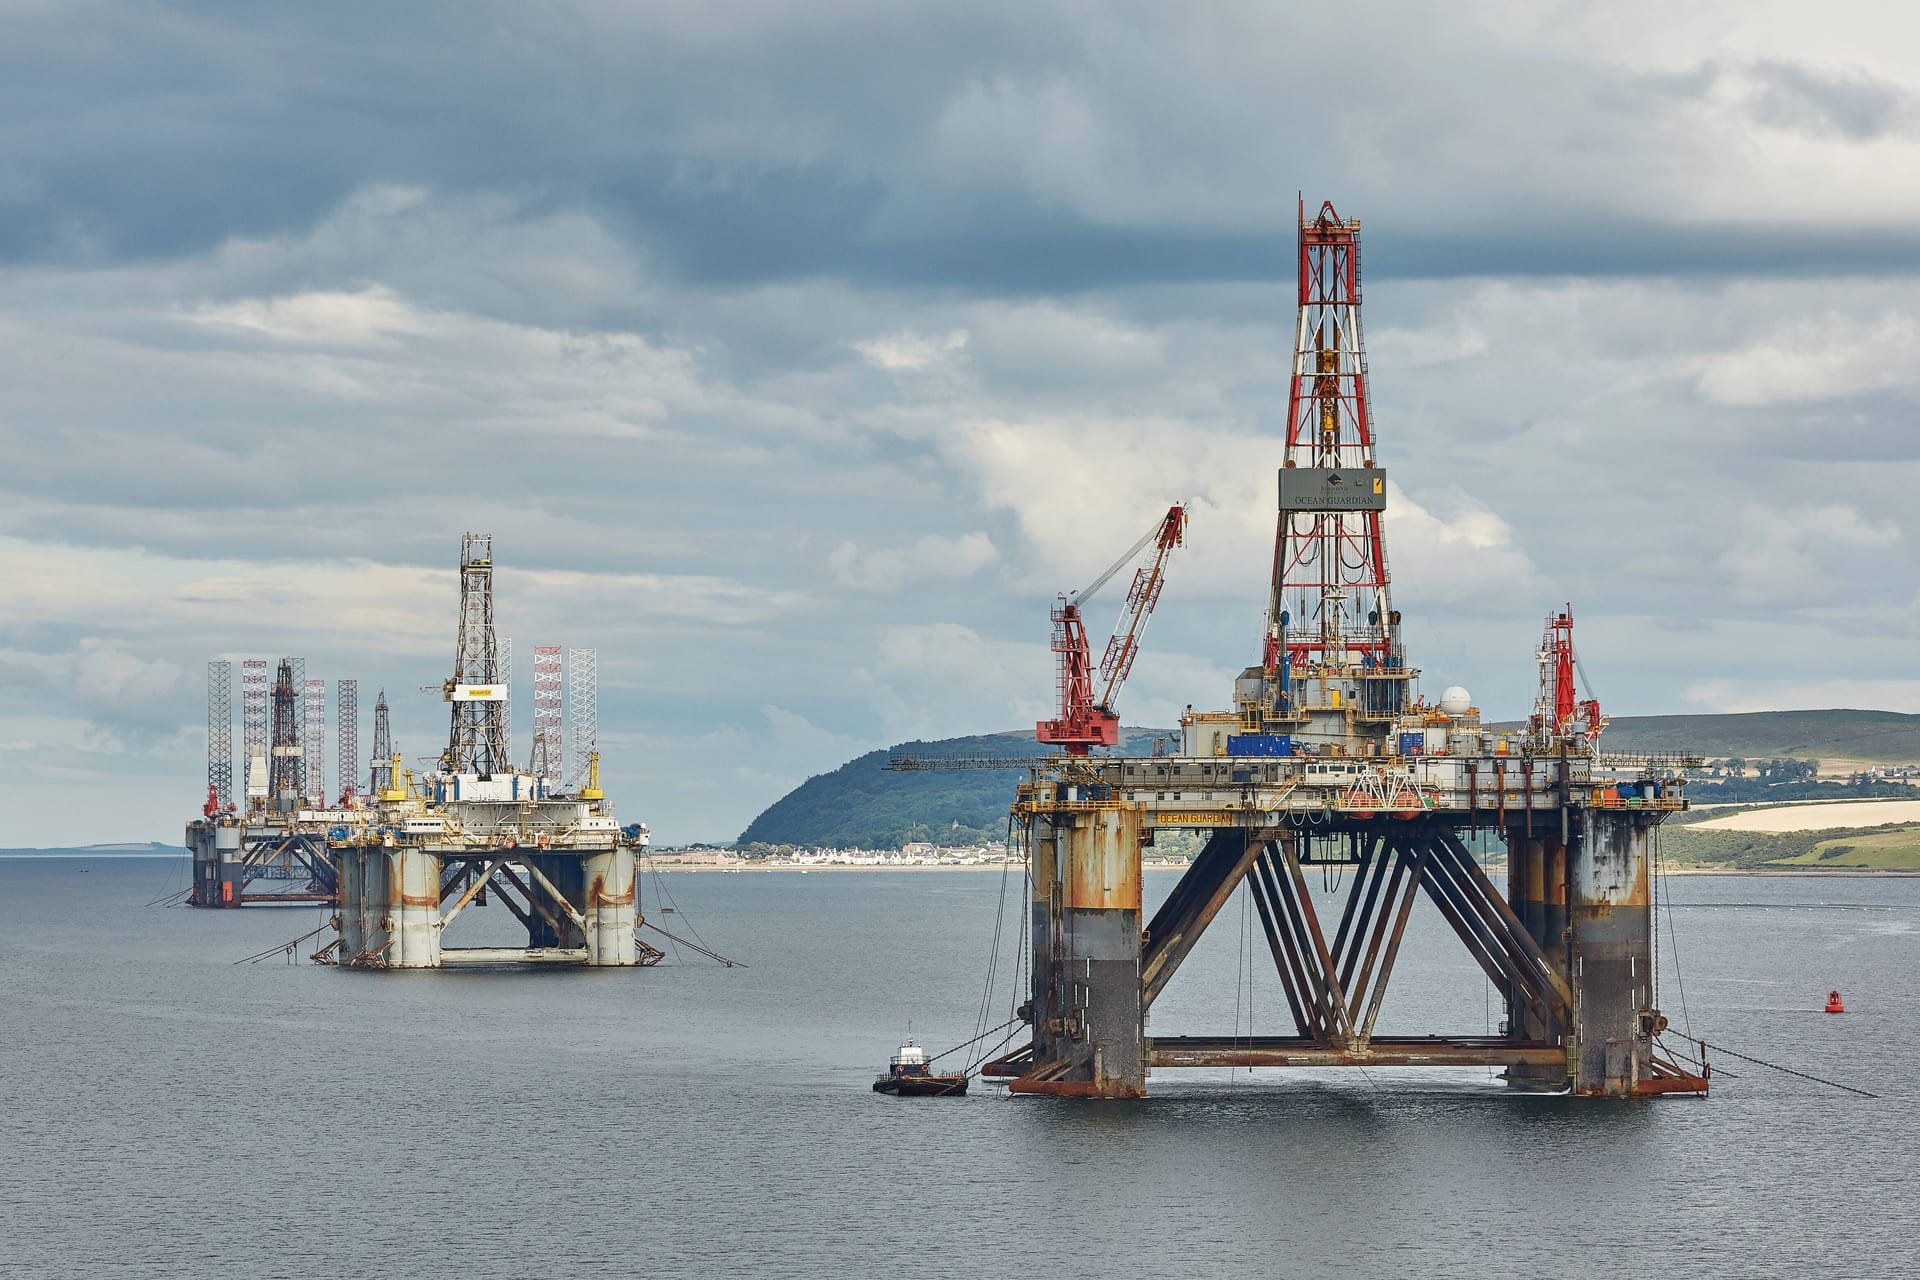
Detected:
left=1439, top=686, right=1473, bottom=717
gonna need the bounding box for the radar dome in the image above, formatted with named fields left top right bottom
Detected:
left=1438, top=686, right=1473, bottom=717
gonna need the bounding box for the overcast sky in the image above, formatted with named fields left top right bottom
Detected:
left=3, top=1, right=1917, bottom=845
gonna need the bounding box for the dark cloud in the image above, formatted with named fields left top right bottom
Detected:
left=5, top=5, right=1920, bottom=289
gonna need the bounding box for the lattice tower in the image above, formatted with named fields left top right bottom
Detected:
left=446, top=533, right=507, bottom=775
left=303, top=678, right=327, bottom=806
left=371, top=690, right=392, bottom=793
left=1265, top=200, right=1400, bottom=676
left=567, top=647, right=596, bottom=790
left=500, top=637, right=513, bottom=769
left=207, top=660, right=232, bottom=809
left=336, top=679, right=358, bottom=805
left=532, top=645, right=563, bottom=784
left=269, top=659, right=303, bottom=801
left=241, top=659, right=268, bottom=801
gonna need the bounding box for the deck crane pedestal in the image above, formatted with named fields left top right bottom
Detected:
left=1036, top=504, right=1188, bottom=755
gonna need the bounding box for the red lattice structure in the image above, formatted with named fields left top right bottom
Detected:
left=1264, top=200, right=1400, bottom=677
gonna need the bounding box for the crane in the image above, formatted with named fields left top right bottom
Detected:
left=1036, top=504, right=1188, bottom=755
left=1533, top=606, right=1606, bottom=745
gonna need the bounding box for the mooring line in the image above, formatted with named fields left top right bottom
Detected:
left=1696, top=1039, right=1880, bottom=1099
left=638, top=920, right=742, bottom=967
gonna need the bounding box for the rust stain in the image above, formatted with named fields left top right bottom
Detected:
left=1008, top=1076, right=1146, bottom=1099
left=1065, top=806, right=1142, bottom=911
left=587, top=873, right=635, bottom=907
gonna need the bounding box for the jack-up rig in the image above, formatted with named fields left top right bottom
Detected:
left=186, top=534, right=657, bottom=968
left=184, top=657, right=348, bottom=907
left=978, top=202, right=1705, bottom=1099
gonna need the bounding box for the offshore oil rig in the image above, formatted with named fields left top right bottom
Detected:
left=186, top=534, right=656, bottom=968
left=972, top=202, right=1705, bottom=1099
left=182, top=657, right=354, bottom=908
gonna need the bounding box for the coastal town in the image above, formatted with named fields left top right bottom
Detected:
left=647, top=841, right=1196, bottom=871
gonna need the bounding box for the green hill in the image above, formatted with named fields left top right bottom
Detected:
left=1596, top=710, right=1920, bottom=762
left=736, top=729, right=1170, bottom=850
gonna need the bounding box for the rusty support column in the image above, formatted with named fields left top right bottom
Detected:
left=1568, top=809, right=1657, bottom=1096
left=582, top=847, right=639, bottom=966
left=1017, top=800, right=1146, bottom=1098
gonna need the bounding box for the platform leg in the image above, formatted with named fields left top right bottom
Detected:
left=1019, top=804, right=1146, bottom=1099
left=1568, top=810, right=1656, bottom=1096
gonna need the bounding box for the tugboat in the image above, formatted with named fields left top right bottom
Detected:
left=1826, top=989, right=1845, bottom=1014
left=872, top=1040, right=968, bottom=1097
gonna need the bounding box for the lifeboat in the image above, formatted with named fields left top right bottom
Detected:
left=1825, top=990, right=1845, bottom=1014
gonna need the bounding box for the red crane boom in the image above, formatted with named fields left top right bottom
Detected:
left=1037, top=504, right=1188, bottom=755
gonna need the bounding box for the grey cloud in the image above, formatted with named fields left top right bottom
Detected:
left=1748, top=60, right=1913, bottom=140
left=6, top=5, right=1920, bottom=291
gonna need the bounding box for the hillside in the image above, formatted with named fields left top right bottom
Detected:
left=0, top=842, right=186, bottom=857
left=738, top=709, right=1920, bottom=851
left=1593, top=709, right=1920, bottom=762
left=736, top=728, right=1170, bottom=850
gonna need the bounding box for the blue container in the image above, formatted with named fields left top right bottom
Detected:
left=1399, top=732, right=1424, bottom=757
left=1227, top=734, right=1293, bottom=757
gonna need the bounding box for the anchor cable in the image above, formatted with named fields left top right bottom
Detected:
left=638, top=920, right=741, bottom=968
left=1691, top=1039, right=1879, bottom=1099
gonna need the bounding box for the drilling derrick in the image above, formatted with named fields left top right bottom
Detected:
left=445, top=533, right=508, bottom=776
left=1243, top=200, right=1411, bottom=742
left=1037, top=504, right=1188, bottom=755
left=370, top=690, right=393, bottom=794
left=268, top=659, right=303, bottom=812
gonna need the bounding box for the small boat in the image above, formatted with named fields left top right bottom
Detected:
left=872, top=1040, right=968, bottom=1097
left=1825, top=990, right=1845, bottom=1014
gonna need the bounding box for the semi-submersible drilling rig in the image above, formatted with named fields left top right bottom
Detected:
left=187, top=534, right=653, bottom=966
left=981, top=202, right=1705, bottom=1099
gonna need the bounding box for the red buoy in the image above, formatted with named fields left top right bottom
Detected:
left=1825, top=990, right=1845, bottom=1014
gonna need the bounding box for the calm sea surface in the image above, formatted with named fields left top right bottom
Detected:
left=2, top=857, right=1916, bottom=1278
